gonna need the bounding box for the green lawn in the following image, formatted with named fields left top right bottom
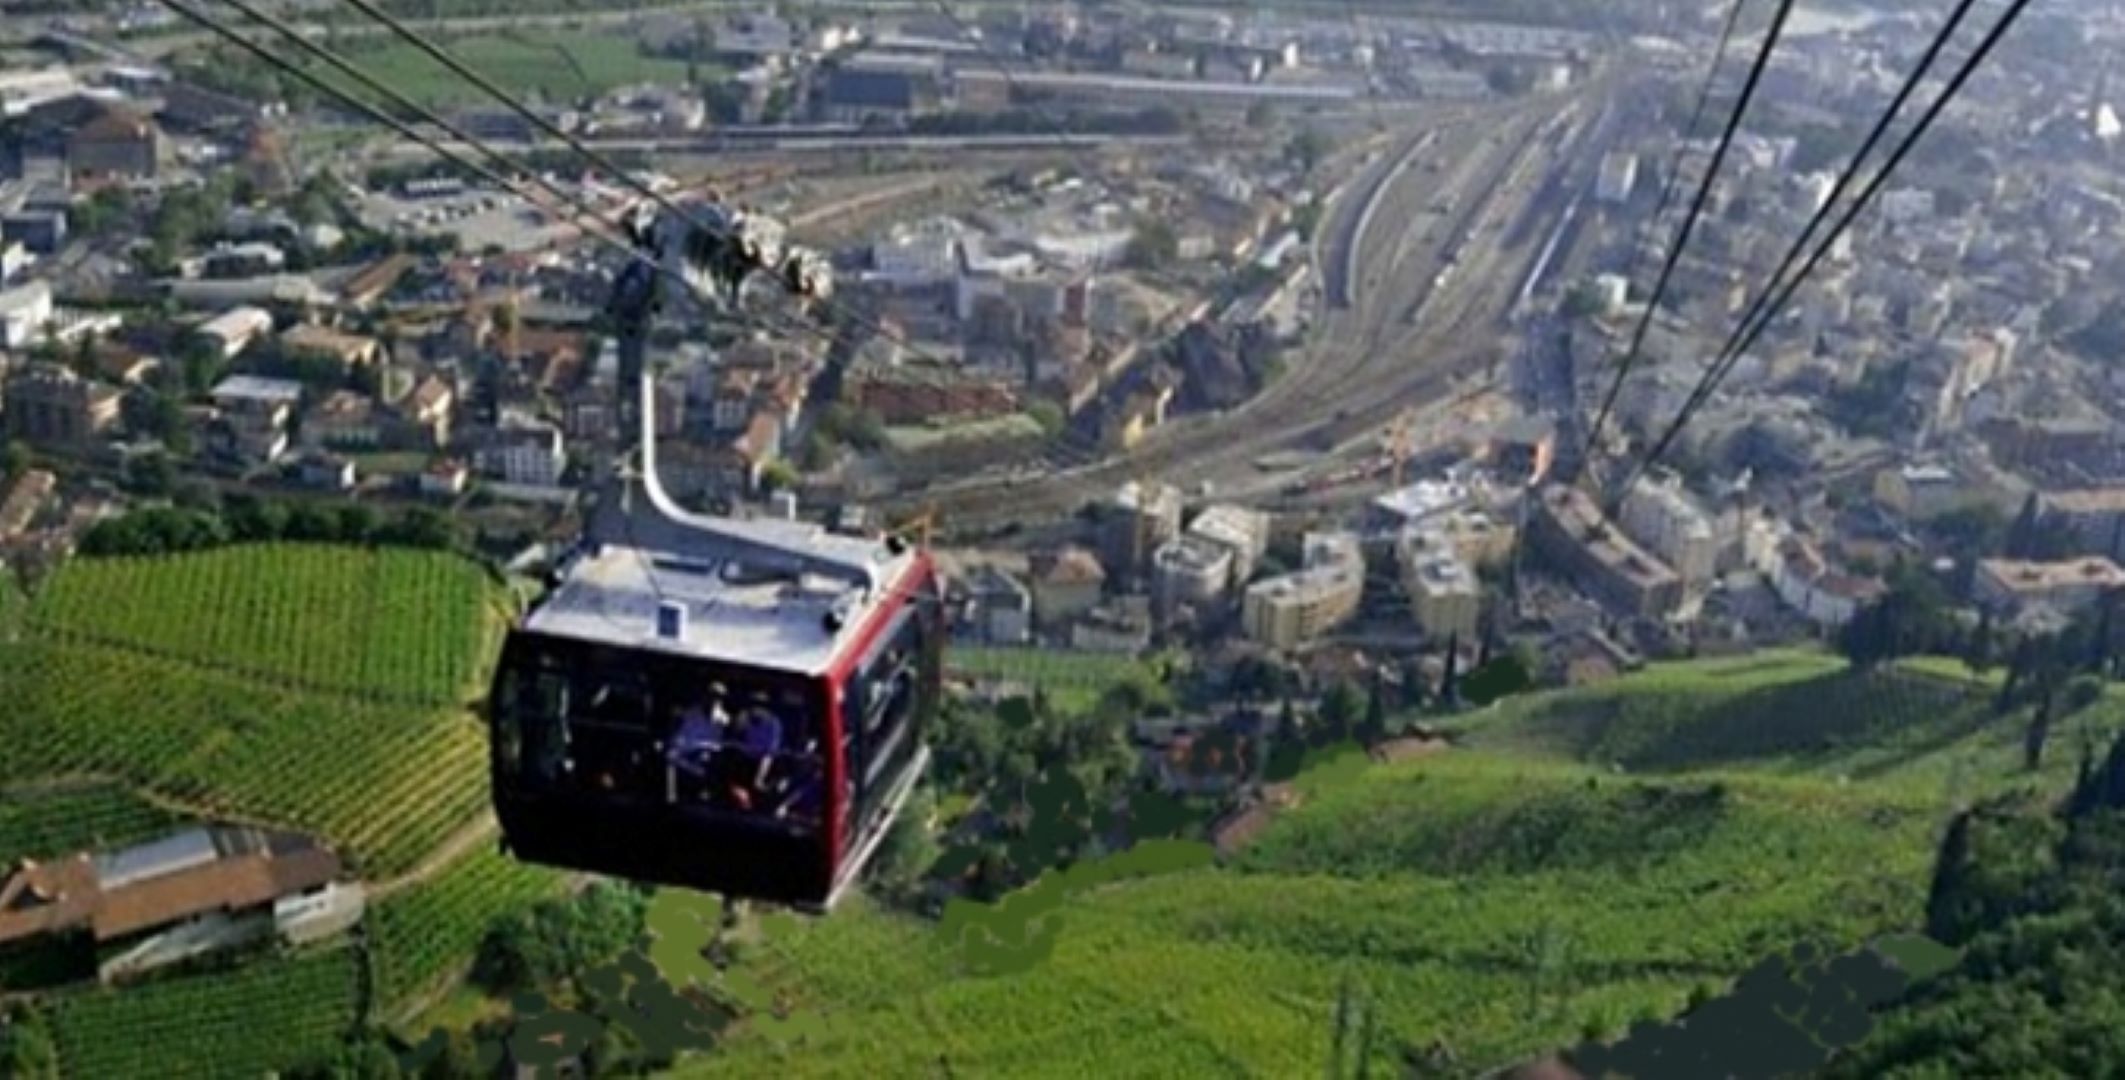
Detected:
left=315, top=30, right=706, bottom=109
left=947, top=647, right=1161, bottom=713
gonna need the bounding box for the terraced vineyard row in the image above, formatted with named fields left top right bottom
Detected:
left=0, top=782, right=176, bottom=867
left=32, top=544, right=500, bottom=705
left=0, top=639, right=488, bottom=877
left=48, top=947, right=359, bottom=1079
left=370, top=846, right=562, bottom=1012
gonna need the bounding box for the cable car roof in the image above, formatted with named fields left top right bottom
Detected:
left=522, top=535, right=919, bottom=677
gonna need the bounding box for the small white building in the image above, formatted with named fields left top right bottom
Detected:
left=195, top=305, right=274, bottom=359
left=0, top=279, right=53, bottom=349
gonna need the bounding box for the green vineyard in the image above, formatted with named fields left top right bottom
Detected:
left=0, top=639, right=487, bottom=878
left=31, top=544, right=500, bottom=705
left=680, top=744, right=1940, bottom=1077
left=0, top=782, right=176, bottom=869
left=370, top=847, right=562, bottom=1013
left=46, top=948, right=360, bottom=1080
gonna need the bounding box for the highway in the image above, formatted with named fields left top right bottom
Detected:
left=892, top=85, right=1607, bottom=534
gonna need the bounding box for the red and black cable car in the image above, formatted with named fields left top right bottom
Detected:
left=489, top=212, right=938, bottom=910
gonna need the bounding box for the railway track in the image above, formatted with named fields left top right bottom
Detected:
left=892, top=93, right=1595, bottom=533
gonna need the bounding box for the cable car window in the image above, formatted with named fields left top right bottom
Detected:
left=656, top=677, right=821, bottom=827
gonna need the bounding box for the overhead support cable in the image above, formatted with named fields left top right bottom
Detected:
left=1620, top=0, right=2036, bottom=495
left=1578, top=0, right=1796, bottom=477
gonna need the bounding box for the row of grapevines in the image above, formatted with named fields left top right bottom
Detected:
left=31, top=544, right=498, bottom=705
left=48, top=948, right=358, bottom=1080
left=0, top=639, right=489, bottom=877
left=369, top=846, right=561, bottom=1012
left=0, top=782, right=176, bottom=867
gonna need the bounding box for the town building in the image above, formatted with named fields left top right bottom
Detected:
left=1186, top=503, right=1271, bottom=586
left=3, top=364, right=120, bottom=446
left=195, top=306, right=274, bottom=360
left=1242, top=559, right=1363, bottom=651
left=1619, top=474, right=1718, bottom=586
left=1029, top=545, right=1107, bottom=631
left=1974, top=557, right=2125, bottom=618
left=1153, top=535, right=1237, bottom=622
left=1761, top=535, right=1884, bottom=629
left=2037, top=488, right=2125, bottom=557
left=963, top=564, right=1031, bottom=645
left=1530, top=483, right=1684, bottom=619
left=209, top=374, right=303, bottom=464
left=67, top=107, right=163, bottom=180
left=1403, top=548, right=1481, bottom=643
left=1873, top=462, right=1988, bottom=523
left=0, top=280, right=53, bottom=349
left=1101, top=479, right=1184, bottom=590
left=473, top=419, right=566, bottom=488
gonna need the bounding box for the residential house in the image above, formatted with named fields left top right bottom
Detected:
left=0, top=468, right=55, bottom=544
left=419, top=459, right=470, bottom=497
left=964, top=564, right=1032, bottom=645
left=195, top=306, right=274, bottom=360
left=279, top=323, right=383, bottom=370
left=4, top=364, right=120, bottom=447
left=210, top=374, right=303, bottom=464
left=1029, top=545, right=1107, bottom=631
left=396, top=375, right=455, bottom=449
left=67, top=106, right=163, bottom=180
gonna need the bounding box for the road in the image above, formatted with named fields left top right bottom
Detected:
left=891, top=86, right=1603, bottom=533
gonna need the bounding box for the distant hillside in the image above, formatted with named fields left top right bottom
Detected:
left=1458, top=650, right=2125, bottom=799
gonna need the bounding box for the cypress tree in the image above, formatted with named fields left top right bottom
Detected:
left=1438, top=633, right=1461, bottom=711
left=2025, top=690, right=2054, bottom=773
left=1924, top=810, right=1974, bottom=944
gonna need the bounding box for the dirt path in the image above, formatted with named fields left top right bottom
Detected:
left=372, top=810, right=500, bottom=900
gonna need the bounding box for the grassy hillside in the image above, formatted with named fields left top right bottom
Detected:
left=1459, top=649, right=2125, bottom=798
left=650, top=651, right=2118, bottom=1077
left=669, top=754, right=1940, bottom=1075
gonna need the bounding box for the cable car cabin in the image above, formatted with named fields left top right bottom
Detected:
left=490, top=529, right=940, bottom=911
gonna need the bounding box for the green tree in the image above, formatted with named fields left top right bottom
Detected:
left=1026, top=399, right=1065, bottom=437
left=1126, top=217, right=1179, bottom=271
left=1318, top=680, right=1363, bottom=745
left=1, top=442, right=28, bottom=484
left=1286, top=127, right=1332, bottom=172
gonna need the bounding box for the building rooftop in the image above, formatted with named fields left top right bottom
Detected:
left=524, top=532, right=920, bottom=677
left=1979, top=556, right=2125, bottom=593
left=1541, top=484, right=1682, bottom=590
left=210, top=374, right=303, bottom=405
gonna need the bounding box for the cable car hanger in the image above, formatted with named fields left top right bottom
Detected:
left=582, top=198, right=901, bottom=601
